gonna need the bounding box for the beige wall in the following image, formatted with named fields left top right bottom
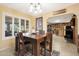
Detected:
left=0, top=5, right=35, bottom=50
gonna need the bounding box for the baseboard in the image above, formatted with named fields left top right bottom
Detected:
left=0, top=47, right=14, bottom=51
left=0, top=47, right=9, bottom=51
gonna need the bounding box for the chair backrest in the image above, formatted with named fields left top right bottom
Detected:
left=46, top=32, right=52, bottom=42
left=17, top=32, right=25, bottom=49
left=18, top=32, right=23, bottom=40
left=16, top=32, right=26, bottom=55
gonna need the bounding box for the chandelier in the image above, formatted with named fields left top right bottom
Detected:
left=29, top=3, right=42, bottom=14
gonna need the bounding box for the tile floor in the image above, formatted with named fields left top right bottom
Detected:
left=53, top=34, right=79, bottom=56
left=0, top=34, right=79, bottom=56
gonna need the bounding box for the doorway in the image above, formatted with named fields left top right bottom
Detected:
left=47, top=14, right=78, bottom=55
left=47, top=14, right=77, bottom=44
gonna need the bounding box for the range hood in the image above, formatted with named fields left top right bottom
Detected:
left=47, top=13, right=74, bottom=24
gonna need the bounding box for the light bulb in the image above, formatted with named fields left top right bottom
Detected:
left=39, top=9, right=42, bottom=13
left=34, top=11, right=38, bottom=14
left=37, top=5, right=40, bottom=10
left=29, top=5, right=33, bottom=12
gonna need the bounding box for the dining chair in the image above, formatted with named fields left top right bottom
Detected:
left=40, top=32, right=52, bottom=56
left=15, top=32, right=32, bottom=56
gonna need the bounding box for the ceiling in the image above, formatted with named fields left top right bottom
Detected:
left=0, top=3, right=75, bottom=17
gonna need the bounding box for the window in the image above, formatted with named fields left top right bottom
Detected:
left=5, top=16, right=12, bottom=37
left=2, top=13, right=31, bottom=40
left=21, top=19, right=25, bottom=32
left=14, top=18, right=19, bottom=35
left=26, top=20, right=29, bottom=32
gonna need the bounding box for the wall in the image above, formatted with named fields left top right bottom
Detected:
left=0, top=5, right=35, bottom=50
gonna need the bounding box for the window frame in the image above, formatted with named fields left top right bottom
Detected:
left=2, top=13, right=14, bottom=40
left=20, top=18, right=26, bottom=32
left=26, top=20, right=30, bottom=32
left=13, top=17, right=20, bottom=36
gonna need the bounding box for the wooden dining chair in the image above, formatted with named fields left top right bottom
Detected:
left=40, top=32, right=52, bottom=56
left=15, top=32, right=32, bottom=56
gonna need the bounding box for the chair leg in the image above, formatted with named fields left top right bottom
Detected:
left=44, top=41, right=47, bottom=56
left=32, top=44, right=33, bottom=55
left=40, top=47, right=42, bottom=55
left=43, top=48, right=45, bottom=56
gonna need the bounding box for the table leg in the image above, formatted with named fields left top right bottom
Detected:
left=33, top=41, right=40, bottom=56
left=44, top=38, right=47, bottom=56
left=49, top=37, right=52, bottom=55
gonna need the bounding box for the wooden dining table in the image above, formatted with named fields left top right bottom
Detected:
left=15, top=32, right=53, bottom=56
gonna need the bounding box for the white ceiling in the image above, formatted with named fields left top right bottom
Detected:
left=0, top=3, right=75, bottom=17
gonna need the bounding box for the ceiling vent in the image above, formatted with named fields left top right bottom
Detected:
left=53, top=9, right=66, bottom=15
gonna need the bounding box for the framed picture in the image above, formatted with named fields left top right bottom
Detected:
left=36, top=17, right=43, bottom=31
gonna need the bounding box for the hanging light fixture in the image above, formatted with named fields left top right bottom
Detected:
left=29, top=3, right=42, bottom=14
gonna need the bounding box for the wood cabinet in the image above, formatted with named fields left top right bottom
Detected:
left=77, top=35, right=79, bottom=53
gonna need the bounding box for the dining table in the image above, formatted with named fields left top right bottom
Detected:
left=15, top=32, right=53, bottom=56
left=23, top=33, right=52, bottom=56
